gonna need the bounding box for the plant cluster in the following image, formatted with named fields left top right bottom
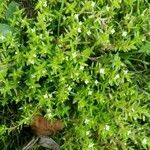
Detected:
left=0, top=0, right=149, bottom=149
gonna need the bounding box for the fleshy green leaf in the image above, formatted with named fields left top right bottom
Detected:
left=5, top=1, right=19, bottom=20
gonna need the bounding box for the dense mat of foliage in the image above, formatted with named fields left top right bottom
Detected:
left=0, top=0, right=150, bottom=149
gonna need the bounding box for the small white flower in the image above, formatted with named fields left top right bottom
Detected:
left=78, top=28, right=81, bottom=33
left=109, top=94, right=113, bottom=99
left=106, top=6, right=110, bottom=11
left=85, top=80, right=89, bottom=84
left=61, top=77, right=65, bottom=81
left=44, top=93, right=49, bottom=99
left=84, top=119, right=90, bottom=124
left=88, top=90, right=92, bottom=95
left=79, top=21, right=83, bottom=25
left=91, top=1, right=95, bottom=7
left=31, top=74, right=36, bottom=78
left=100, top=68, right=105, bottom=74
left=72, top=52, right=77, bottom=58
left=43, top=1, right=47, bottom=7
left=33, top=54, right=36, bottom=58
left=88, top=143, right=94, bottom=148
left=86, top=131, right=90, bottom=136
left=114, top=74, right=120, bottom=79
left=42, top=69, right=47, bottom=74
left=0, top=35, right=5, bottom=40
left=123, top=70, right=128, bottom=74
left=75, top=14, right=79, bottom=20
left=15, top=51, right=18, bottom=55
left=47, top=109, right=53, bottom=118
left=105, top=125, right=110, bottom=131
left=40, top=34, right=43, bottom=39
left=87, top=30, right=91, bottom=36
left=63, top=16, right=66, bottom=20
left=48, top=94, right=52, bottom=98
left=68, top=86, right=72, bottom=91
left=142, top=138, right=147, bottom=145
left=58, top=44, right=62, bottom=47
left=29, top=60, right=34, bottom=64
left=122, top=31, right=127, bottom=37
left=65, top=56, right=69, bottom=61
left=131, top=108, right=135, bottom=112
left=31, top=28, right=35, bottom=32
left=127, top=130, right=131, bottom=135
left=49, top=18, right=53, bottom=22
left=94, top=80, right=99, bottom=85
left=41, top=42, right=45, bottom=46
left=79, top=66, right=84, bottom=70
left=111, top=29, right=115, bottom=34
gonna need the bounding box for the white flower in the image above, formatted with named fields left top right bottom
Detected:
left=106, top=6, right=110, bottom=11
left=63, top=16, right=66, bottom=20
left=84, top=119, right=90, bottom=124
left=75, top=14, right=79, bottom=20
left=105, top=125, right=110, bottom=131
left=114, top=74, right=120, bottom=79
left=142, top=138, right=147, bottom=145
left=48, top=94, right=52, bottom=98
left=31, top=74, right=36, bottom=78
left=72, top=52, right=77, bottom=58
left=65, top=56, right=69, bottom=61
left=123, top=70, right=128, bottom=74
left=29, top=60, right=34, bottom=64
left=111, top=29, right=115, bottom=34
left=43, top=1, right=47, bottom=7
left=44, top=93, right=49, bottom=99
left=47, top=109, right=53, bottom=118
left=131, top=108, right=135, bottom=112
left=88, top=90, right=92, bottom=95
left=87, top=30, right=91, bottom=36
left=122, top=31, right=127, bottom=37
left=49, top=18, right=53, bottom=22
left=100, top=68, right=105, bottom=74
left=40, top=34, right=43, bottom=39
left=68, top=86, right=72, bottom=91
left=91, top=1, right=95, bottom=7
left=109, top=93, right=113, bottom=99
left=42, top=69, right=47, bottom=74
left=88, top=143, right=94, bottom=148
left=0, top=35, right=5, bottom=40
left=79, top=21, right=83, bottom=25
left=33, top=54, right=36, bottom=58
left=78, top=28, right=81, bottom=33
left=127, top=130, right=131, bottom=135
left=86, top=131, right=90, bottom=136
left=79, top=66, right=84, bottom=70
left=94, top=80, right=99, bottom=85
left=31, top=28, right=35, bottom=32
left=85, top=80, right=89, bottom=84
left=75, top=72, right=79, bottom=76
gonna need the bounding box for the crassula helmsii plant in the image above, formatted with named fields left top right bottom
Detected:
left=0, top=0, right=150, bottom=149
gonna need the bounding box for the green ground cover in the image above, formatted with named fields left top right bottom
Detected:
left=0, top=0, right=150, bottom=149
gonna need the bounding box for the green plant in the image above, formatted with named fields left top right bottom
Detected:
left=0, top=0, right=150, bottom=149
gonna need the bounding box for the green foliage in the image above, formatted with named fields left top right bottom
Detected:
left=0, top=0, right=150, bottom=149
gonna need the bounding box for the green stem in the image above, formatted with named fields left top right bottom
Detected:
left=58, top=0, right=65, bottom=36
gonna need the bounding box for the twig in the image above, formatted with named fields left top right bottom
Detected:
left=22, top=137, right=39, bottom=150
